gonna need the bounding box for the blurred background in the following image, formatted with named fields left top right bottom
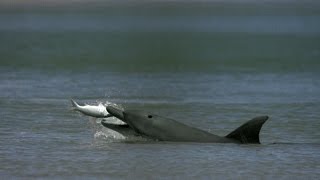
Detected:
left=1, top=0, right=320, bottom=72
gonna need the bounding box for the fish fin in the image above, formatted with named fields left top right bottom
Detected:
left=225, top=116, right=269, bottom=144
left=70, top=99, right=80, bottom=108
left=98, top=103, right=105, bottom=107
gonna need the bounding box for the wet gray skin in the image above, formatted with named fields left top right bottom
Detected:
left=105, top=106, right=268, bottom=144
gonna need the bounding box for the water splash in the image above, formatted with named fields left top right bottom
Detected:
left=94, top=130, right=126, bottom=142
left=85, top=114, right=126, bottom=142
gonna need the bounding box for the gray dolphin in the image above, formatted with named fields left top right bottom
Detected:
left=101, top=120, right=136, bottom=136
left=104, top=106, right=269, bottom=144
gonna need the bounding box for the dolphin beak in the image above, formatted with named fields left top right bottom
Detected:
left=104, top=114, right=114, bottom=118
left=106, top=106, right=125, bottom=121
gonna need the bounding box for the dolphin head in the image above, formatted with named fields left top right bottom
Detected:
left=107, top=106, right=158, bottom=134
left=123, top=110, right=162, bottom=136
left=107, top=105, right=154, bottom=124
left=123, top=110, right=155, bottom=124
left=106, top=106, right=125, bottom=121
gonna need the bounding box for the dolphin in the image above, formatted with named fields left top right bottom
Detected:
left=101, top=119, right=137, bottom=137
left=104, top=106, right=269, bottom=144
left=70, top=99, right=111, bottom=118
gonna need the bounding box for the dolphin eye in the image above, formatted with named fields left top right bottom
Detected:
left=148, top=115, right=153, bottom=118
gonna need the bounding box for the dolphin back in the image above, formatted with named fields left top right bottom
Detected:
left=225, top=116, right=268, bottom=144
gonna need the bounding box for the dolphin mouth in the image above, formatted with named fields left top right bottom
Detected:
left=106, top=106, right=125, bottom=121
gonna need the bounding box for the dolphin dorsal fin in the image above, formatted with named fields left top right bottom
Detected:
left=225, top=116, right=268, bottom=144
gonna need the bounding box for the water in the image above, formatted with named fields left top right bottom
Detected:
left=1, top=1, right=320, bottom=179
